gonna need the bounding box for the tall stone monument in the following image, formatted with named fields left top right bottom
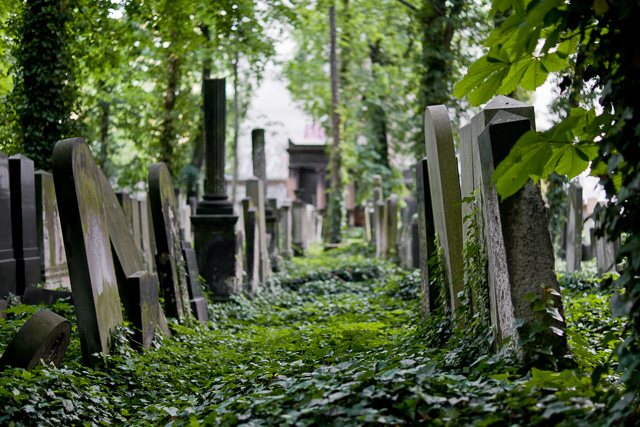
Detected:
left=0, top=151, right=17, bottom=298
left=566, top=182, right=583, bottom=273
left=9, top=154, right=41, bottom=294
left=246, top=177, right=269, bottom=287
left=424, top=105, right=464, bottom=312
left=191, top=78, right=242, bottom=300
left=477, top=110, right=566, bottom=358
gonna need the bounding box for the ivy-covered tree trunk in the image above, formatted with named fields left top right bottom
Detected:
left=14, top=0, right=76, bottom=170
left=327, top=5, right=343, bottom=244
left=158, top=34, right=181, bottom=177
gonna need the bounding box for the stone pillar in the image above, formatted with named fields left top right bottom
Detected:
left=372, top=174, right=383, bottom=242
left=477, top=110, right=566, bottom=358
left=252, top=129, right=278, bottom=268
left=416, top=158, right=437, bottom=315
left=411, top=216, right=420, bottom=270
left=424, top=106, right=464, bottom=312
left=246, top=177, right=269, bottom=286
left=138, top=195, right=156, bottom=273
left=280, top=200, right=293, bottom=259
left=9, top=154, right=41, bottom=295
left=34, top=171, right=70, bottom=289
left=566, top=183, right=583, bottom=273
left=375, top=200, right=385, bottom=259
left=0, top=152, right=16, bottom=298
left=384, top=195, right=398, bottom=258
left=192, top=78, right=242, bottom=301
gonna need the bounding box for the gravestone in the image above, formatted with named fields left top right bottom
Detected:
left=372, top=175, right=383, bottom=245
left=9, top=154, right=41, bottom=294
left=416, top=158, right=437, bottom=315
left=477, top=110, right=566, bottom=357
left=53, top=138, right=169, bottom=363
left=566, top=183, right=583, bottom=273
left=424, top=106, right=464, bottom=312
left=181, top=241, right=209, bottom=324
left=363, top=203, right=372, bottom=242
left=384, top=195, right=398, bottom=258
left=131, top=198, right=142, bottom=252
left=292, top=190, right=305, bottom=256
left=280, top=200, right=293, bottom=259
left=251, top=129, right=278, bottom=263
left=116, top=191, right=133, bottom=225
left=34, top=171, right=70, bottom=289
left=594, top=203, right=616, bottom=273
left=375, top=200, right=385, bottom=259
left=411, top=216, right=420, bottom=270
left=241, top=198, right=259, bottom=297
left=148, top=162, right=192, bottom=319
left=22, top=286, right=72, bottom=305
left=0, top=152, right=16, bottom=298
left=268, top=198, right=280, bottom=268
left=138, top=196, right=156, bottom=272
left=246, top=177, right=269, bottom=286
left=459, top=96, right=536, bottom=239
left=0, top=309, right=71, bottom=371
left=192, top=78, right=242, bottom=300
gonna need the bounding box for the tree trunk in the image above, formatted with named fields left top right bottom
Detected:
left=158, top=34, right=181, bottom=177
left=328, top=5, right=343, bottom=243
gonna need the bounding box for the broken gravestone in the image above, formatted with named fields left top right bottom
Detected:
left=0, top=309, right=71, bottom=371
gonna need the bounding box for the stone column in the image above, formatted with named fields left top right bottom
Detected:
left=192, top=78, right=242, bottom=301
left=0, top=152, right=16, bottom=298
left=384, top=195, right=398, bottom=258
left=375, top=200, right=385, bottom=259
left=292, top=189, right=305, bottom=256
left=241, top=198, right=259, bottom=297
left=9, top=154, right=41, bottom=295
left=566, top=183, right=583, bottom=273
left=416, top=158, right=437, bottom=315
left=246, top=177, right=269, bottom=286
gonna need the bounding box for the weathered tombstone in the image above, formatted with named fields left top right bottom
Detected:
left=363, top=203, right=372, bottom=242
left=416, top=159, right=437, bottom=314
left=131, top=198, right=142, bottom=252
left=477, top=110, right=566, bottom=357
left=593, top=203, right=617, bottom=273
left=424, top=106, right=464, bottom=312
left=192, top=78, right=242, bottom=301
left=53, top=138, right=168, bottom=363
left=411, top=216, right=420, bottom=270
left=292, top=190, right=305, bottom=256
left=246, top=177, right=269, bottom=286
left=398, top=198, right=418, bottom=269
left=148, top=163, right=192, bottom=319
left=268, top=198, right=280, bottom=268
left=280, top=200, right=293, bottom=259
left=372, top=175, right=383, bottom=244
left=251, top=129, right=278, bottom=265
left=459, top=96, right=536, bottom=239
left=34, top=171, right=70, bottom=289
left=241, top=198, right=259, bottom=297
left=9, top=154, right=41, bottom=294
left=566, top=183, right=583, bottom=273
left=138, top=196, right=156, bottom=272
left=0, top=152, right=16, bottom=298
left=0, top=309, right=71, bottom=370
left=384, top=195, right=398, bottom=258
left=0, top=298, right=8, bottom=319
left=181, top=241, right=209, bottom=324
left=375, top=200, right=385, bottom=259
left=116, top=191, right=133, bottom=225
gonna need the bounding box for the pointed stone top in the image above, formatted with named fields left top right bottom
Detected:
left=488, top=110, right=531, bottom=126
left=9, top=153, right=33, bottom=162
left=484, top=95, right=531, bottom=111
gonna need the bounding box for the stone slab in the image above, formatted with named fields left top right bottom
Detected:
left=181, top=242, right=209, bottom=324
left=566, top=183, right=583, bottom=273
left=22, top=286, right=73, bottom=305
left=416, top=158, right=437, bottom=315
left=0, top=151, right=17, bottom=298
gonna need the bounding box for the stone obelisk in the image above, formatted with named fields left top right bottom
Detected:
left=191, top=78, right=242, bottom=301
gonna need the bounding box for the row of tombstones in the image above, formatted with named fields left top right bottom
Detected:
left=0, top=139, right=209, bottom=369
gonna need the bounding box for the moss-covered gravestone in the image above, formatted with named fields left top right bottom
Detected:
left=0, top=309, right=71, bottom=370
left=148, top=163, right=191, bottom=319
left=53, top=138, right=169, bottom=364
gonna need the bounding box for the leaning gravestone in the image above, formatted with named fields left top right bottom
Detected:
left=0, top=309, right=71, bottom=371
left=0, top=151, right=17, bottom=298
left=416, top=158, right=437, bottom=315
left=181, top=242, right=209, bottom=324
left=149, top=162, right=192, bottom=319
left=34, top=171, right=70, bottom=289
left=53, top=138, right=169, bottom=363
left=566, top=182, right=583, bottom=273
left=424, top=105, right=464, bottom=312
left=477, top=110, right=566, bottom=358
left=9, top=154, right=41, bottom=295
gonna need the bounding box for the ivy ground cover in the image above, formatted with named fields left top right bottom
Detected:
left=0, top=242, right=629, bottom=426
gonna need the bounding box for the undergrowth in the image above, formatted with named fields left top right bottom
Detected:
left=0, top=241, right=630, bottom=426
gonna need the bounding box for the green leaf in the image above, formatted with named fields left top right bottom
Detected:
left=539, top=52, right=569, bottom=72
left=469, top=68, right=509, bottom=106
left=555, top=145, right=591, bottom=178
left=498, top=59, right=530, bottom=95
left=545, top=306, right=564, bottom=322
left=521, top=59, right=549, bottom=90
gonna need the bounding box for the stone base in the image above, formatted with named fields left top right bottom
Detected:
left=16, top=254, right=41, bottom=295
left=192, top=215, right=242, bottom=301
left=0, top=255, right=17, bottom=298
left=190, top=297, right=209, bottom=325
